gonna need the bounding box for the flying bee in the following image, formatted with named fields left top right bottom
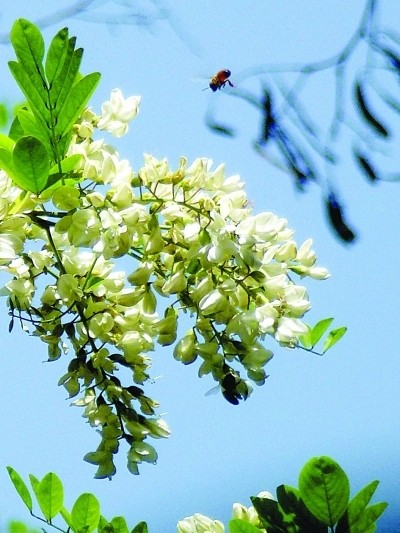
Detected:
left=203, top=69, right=234, bottom=92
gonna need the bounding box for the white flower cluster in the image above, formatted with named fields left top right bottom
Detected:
left=0, top=89, right=329, bottom=476
left=177, top=492, right=274, bottom=532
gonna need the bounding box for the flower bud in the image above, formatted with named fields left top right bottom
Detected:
left=145, top=227, right=164, bottom=255
left=161, top=270, right=187, bottom=294
left=199, top=290, right=227, bottom=315
left=173, top=331, right=197, bottom=365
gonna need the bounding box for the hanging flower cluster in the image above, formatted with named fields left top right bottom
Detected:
left=0, top=84, right=329, bottom=477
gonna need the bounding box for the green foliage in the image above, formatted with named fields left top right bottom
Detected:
left=251, top=456, right=387, bottom=533
left=2, top=18, right=100, bottom=194
left=336, top=480, right=389, bottom=533
left=7, top=457, right=387, bottom=532
left=6, top=467, right=33, bottom=512
left=8, top=521, right=40, bottom=533
left=229, top=520, right=260, bottom=532
left=0, top=103, right=9, bottom=128
left=36, top=472, right=64, bottom=521
left=71, top=493, right=100, bottom=533
left=298, top=456, right=350, bottom=526
left=7, top=467, right=147, bottom=533
left=299, top=318, right=347, bottom=354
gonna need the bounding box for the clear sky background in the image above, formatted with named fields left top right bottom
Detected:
left=0, top=1, right=399, bottom=532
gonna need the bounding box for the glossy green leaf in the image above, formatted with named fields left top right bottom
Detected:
left=131, top=521, right=148, bottom=533
left=276, top=484, right=327, bottom=532
left=298, top=327, right=313, bottom=349
left=45, top=27, right=69, bottom=85
left=17, top=109, right=50, bottom=150
left=8, top=61, right=49, bottom=131
left=10, top=19, right=45, bottom=86
left=50, top=44, right=82, bottom=109
left=110, top=516, right=130, bottom=533
left=229, top=519, right=261, bottom=533
left=55, top=71, right=101, bottom=137
left=0, top=147, right=16, bottom=180
left=310, top=318, right=334, bottom=346
left=59, top=505, right=73, bottom=530
left=49, top=154, right=82, bottom=175
left=0, top=133, right=15, bottom=151
left=71, top=493, right=101, bottom=533
left=250, top=496, right=286, bottom=532
left=98, top=516, right=110, bottom=531
left=345, top=480, right=379, bottom=527
left=6, top=466, right=33, bottom=512
left=28, top=473, right=40, bottom=495
left=353, top=502, right=388, bottom=532
left=36, top=472, right=64, bottom=521
left=0, top=103, right=8, bottom=128
left=9, top=114, right=25, bottom=141
left=336, top=479, right=388, bottom=533
left=12, top=136, right=49, bottom=193
left=299, top=456, right=350, bottom=526
left=322, top=327, right=347, bottom=353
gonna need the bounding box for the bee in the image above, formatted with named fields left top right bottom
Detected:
left=204, top=69, right=234, bottom=92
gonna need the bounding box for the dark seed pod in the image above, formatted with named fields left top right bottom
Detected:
left=326, top=194, right=356, bottom=243
left=354, top=150, right=379, bottom=182
left=260, top=88, right=275, bottom=143
left=355, top=80, right=390, bottom=138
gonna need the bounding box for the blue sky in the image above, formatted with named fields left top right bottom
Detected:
left=0, top=1, right=399, bottom=531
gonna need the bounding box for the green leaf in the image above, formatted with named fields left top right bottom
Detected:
left=17, top=109, right=51, bottom=150
left=29, top=473, right=40, bottom=495
left=354, top=502, right=388, bottom=532
left=71, top=493, right=101, bottom=533
left=310, top=318, right=334, bottom=346
left=36, top=472, right=64, bottom=521
left=276, top=484, right=327, bottom=532
left=336, top=480, right=388, bottom=533
left=322, top=327, right=347, bottom=353
left=45, top=27, right=69, bottom=85
left=110, top=516, right=129, bottom=533
left=0, top=103, right=8, bottom=128
left=98, top=516, right=110, bottom=531
left=10, top=19, right=45, bottom=86
left=9, top=114, right=25, bottom=141
left=298, top=456, right=350, bottom=526
left=250, top=496, right=286, bottom=532
left=8, top=520, right=31, bottom=533
left=8, top=61, right=49, bottom=132
left=49, top=153, right=82, bottom=175
left=55, top=71, right=100, bottom=137
left=345, top=480, right=380, bottom=527
left=6, top=466, right=33, bottom=512
left=59, top=505, right=74, bottom=530
left=229, top=519, right=261, bottom=533
left=0, top=147, right=16, bottom=179
left=0, top=133, right=15, bottom=151
left=298, top=328, right=313, bottom=350
left=50, top=44, right=82, bottom=110
left=12, top=135, right=49, bottom=193
left=131, top=522, right=148, bottom=533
